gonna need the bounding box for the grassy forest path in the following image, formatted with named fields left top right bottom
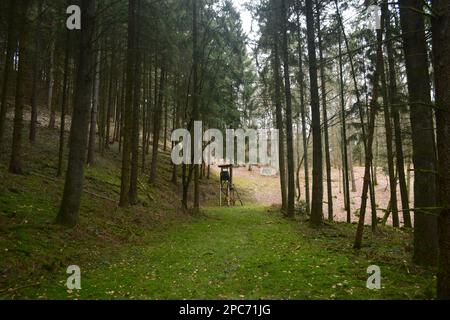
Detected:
left=0, top=123, right=433, bottom=300
left=14, top=205, right=434, bottom=299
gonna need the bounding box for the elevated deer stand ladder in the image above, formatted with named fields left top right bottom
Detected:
left=219, top=164, right=243, bottom=206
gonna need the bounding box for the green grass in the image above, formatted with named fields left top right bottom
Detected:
left=4, top=206, right=435, bottom=300
left=0, top=121, right=436, bottom=300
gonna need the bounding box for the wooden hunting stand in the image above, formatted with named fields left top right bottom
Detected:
left=219, top=164, right=243, bottom=206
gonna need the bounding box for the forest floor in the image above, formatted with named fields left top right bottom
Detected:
left=0, top=118, right=435, bottom=299
left=221, top=164, right=413, bottom=227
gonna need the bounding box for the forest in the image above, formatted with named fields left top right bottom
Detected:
left=0, top=0, right=449, bottom=301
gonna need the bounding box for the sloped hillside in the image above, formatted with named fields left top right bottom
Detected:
left=0, top=117, right=218, bottom=297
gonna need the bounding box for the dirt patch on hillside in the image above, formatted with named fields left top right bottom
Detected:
left=213, top=165, right=413, bottom=227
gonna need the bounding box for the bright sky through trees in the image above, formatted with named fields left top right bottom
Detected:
left=232, top=0, right=257, bottom=41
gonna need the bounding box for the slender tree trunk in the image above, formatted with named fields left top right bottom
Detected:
left=57, top=30, right=71, bottom=177
left=335, top=0, right=377, bottom=226
left=392, top=105, right=410, bottom=225
left=129, top=9, right=142, bottom=205
left=117, top=68, right=125, bottom=151
left=97, top=47, right=107, bottom=156
left=0, top=0, right=17, bottom=148
left=340, top=140, right=345, bottom=198
left=316, top=0, right=333, bottom=221
left=431, top=0, right=450, bottom=299
left=181, top=51, right=192, bottom=211
left=181, top=67, right=193, bottom=213
left=115, top=65, right=125, bottom=145
left=384, top=3, right=411, bottom=228
left=271, top=38, right=287, bottom=213
left=29, top=0, right=43, bottom=143
left=56, top=0, right=96, bottom=227
left=9, top=0, right=31, bottom=175
left=29, top=58, right=39, bottom=142
left=149, top=66, right=165, bottom=184
left=182, top=163, right=191, bottom=211
left=296, top=120, right=301, bottom=201
left=47, top=40, right=56, bottom=129
left=113, top=72, right=120, bottom=144
left=141, top=57, right=148, bottom=172
left=146, top=60, right=153, bottom=155
left=119, top=0, right=136, bottom=207
left=305, top=0, right=323, bottom=226
left=370, top=126, right=378, bottom=231
left=192, top=0, right=200, bottom=213
left=172, top=88, right=180, bottom=185
left=118, top=78, right=124, bottom=152
left=338, top=29, right=351, bottom=223
left=296, top=3, right=310, bottom=214
left=354, top=21, right=384, bottom=249
left=105, top=48, right=116, bottom=150
left=379, top=6, right=399, bottom=228
left=163, top=97, right=168, bottom=152
left=338, top=164, right=342, bottom=194
left=399, top=0, right=438, bottom=265
left=373, top=125, right=379, bottom=186
left=147, top=63, right=156, bottom=160
left=280, top=0, right=296, bottom=217
left=407, top=160, right=411, bottom=201
left=87, top=49, right=100, bottom=166
left=348, top=135, right=356, bottom=192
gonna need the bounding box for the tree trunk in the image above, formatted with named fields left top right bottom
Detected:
left=29, top=0, right=43, bottom=143
left=335, top=0, right=377, bottom=226
left=87, top=49, right=101, bottom=166
left=192, top=0, right=200, bottom=213
left=379, top=4, right=399, bottom=228
left=149, top=67, right=165, bottom=184
left=407, top=160, right=411, bottom=201
left=163, top=96, right=168, bottom=152
left=271, top=35, right=287, bottom=213
left=9, top=0, right=31, bottom=175
left=431, top=0, right=450, bottom=299
left=280, top=0, right=296, bottom=217
left=0, top=0, right=17, bottom=148
left=305, top=0, right=323, bottom=226
left=354, top=20, right=384, bottom=249
left=348, top=136, right=356, bottom=192
left=338, top=28, right=351, bottom=223
left=172, top=88, right=180, bottom=185
left=119, top=0, right=136, bottom=207
left=399, top=0, right=438, bottom=265
left=105, top=47, right=116, bottom=150
left=97, top=47, right=107, bottom=156
left=296, top=2, right=310, bottom=215
left=115, top=65, right=125, bottom=145
left=296, top=120, right=301, bottom=201
left=47, top=40, right=56, bottom=129
left=56, top=0, right=96, bottom=227
left=57, top=30, right=71, bottom=177
left=129, top=9, right=142, bottom=205
left=384, top=3, right=411, bottom=228
left=142, top=57, right=149, bottom=172
left=316, top=0, right=333, bottom=221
